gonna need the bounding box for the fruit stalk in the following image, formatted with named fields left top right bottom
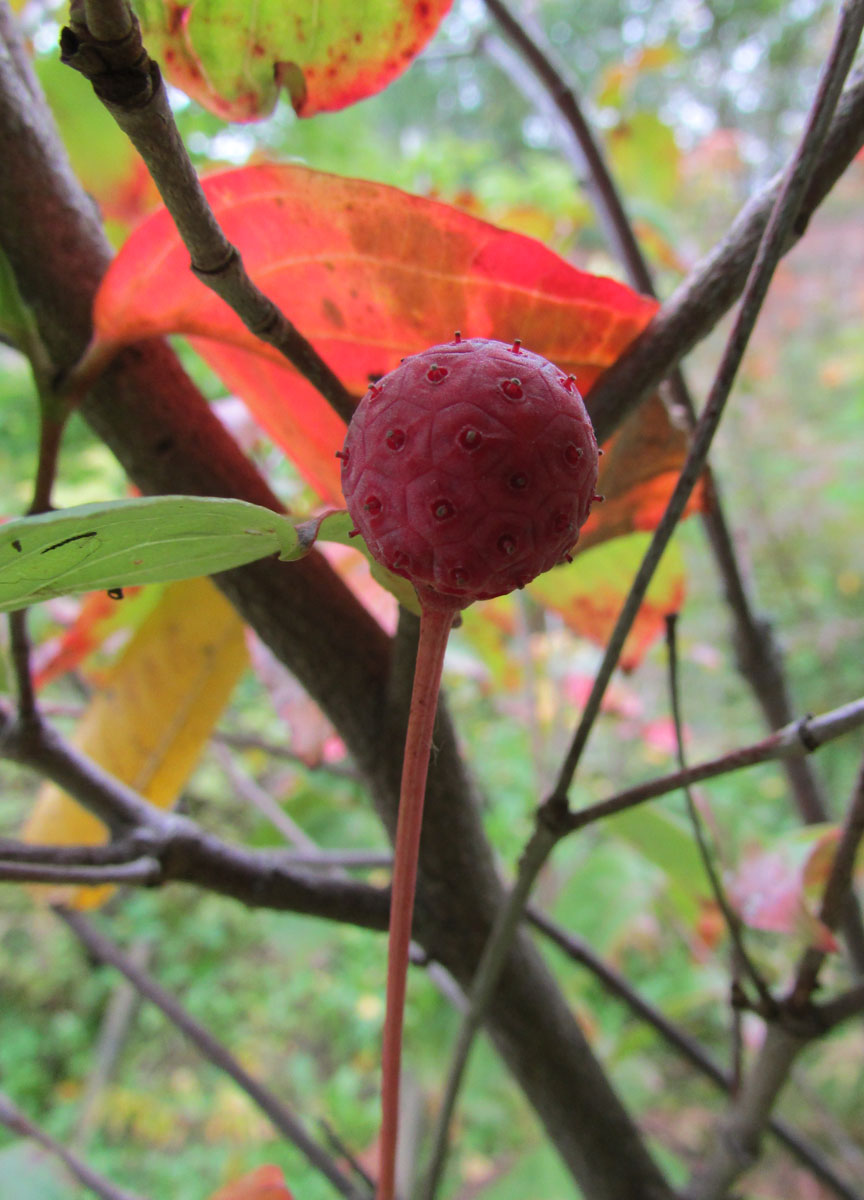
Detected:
left=378, top=604, right=455, bottom=1200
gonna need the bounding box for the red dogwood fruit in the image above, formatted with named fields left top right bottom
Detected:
left=340, top=335, right=600, bottom=611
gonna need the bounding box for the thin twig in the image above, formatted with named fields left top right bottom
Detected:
left=56, top=907, right=370, bottom=1200
left=564, top=697, right=864, bottom=832
left=0, top=857, right=159, bottom=885
left=664, top=614, right=774, bottom=1011
left=59, top=0, right=356, bottom=424
left=549, top=0, right=864, bottom=808
left=0, top=836, right=151, bottom=865
left=0, top=1090, right=146, bottom=1200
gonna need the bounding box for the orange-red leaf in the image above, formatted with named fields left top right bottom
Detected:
left=91, top=163, right=676, bottom=531
left=135, top=0, right=452, bottom=120
left=206, top=1165, right=293, bottom=1200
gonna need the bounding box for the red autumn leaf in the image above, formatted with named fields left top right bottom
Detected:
left=206, top=1165, right=293, bottom=1200
left=135, top=0, right=453, bottom=121
left=89, top=163, right=691, bottom=538
left=729, top=832, right=841, bottom=953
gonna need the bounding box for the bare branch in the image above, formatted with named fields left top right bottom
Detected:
left=0, top=710, right=390, bottom=930
left=564, top=697, right=864, bottom=832
left=0, top=836, right=150, bottom=864
left=58, top=0, right=356, bottom=424
left=56, top=907, right=370, bottom=1200
left=0, top=1089, right=146, bottom=1200
left=665, top=614, right=774, bottom=1011
left=0, top=857, right=159, bottom=886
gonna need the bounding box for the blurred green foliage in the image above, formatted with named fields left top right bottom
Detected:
left=1, top=0, right=863, bottom=1197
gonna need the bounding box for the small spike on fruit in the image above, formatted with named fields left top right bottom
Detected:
left=509, top=338, right=522, bottom=354
left=453, top=330, right=462, bottom=342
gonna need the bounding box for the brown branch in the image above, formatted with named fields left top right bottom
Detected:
left=665, top=614, right=775, bottom=1012
left=0, top=708, right=390, bottom=930
left=0, top=1090, right=145, bottom=1200
left=59, top=0, right=356, bottom=424
left=0, top=835, right=151, bottom=864
left=56, top=907, right=369, bottom=1200
left=563, top=696, right=864, bottom=833
left=0, top=858, right=159, bottom=886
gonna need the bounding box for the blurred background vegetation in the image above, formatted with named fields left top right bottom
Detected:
left=1, top=0, right=863, bottom=1196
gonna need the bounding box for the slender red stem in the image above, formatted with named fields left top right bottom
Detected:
left=378, top=605, right=455, bottom=1200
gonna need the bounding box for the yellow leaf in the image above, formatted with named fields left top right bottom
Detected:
left=21, top=577, right=247, bottom=907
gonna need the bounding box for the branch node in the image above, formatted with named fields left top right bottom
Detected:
left=795, top=714, right=820, bottom=753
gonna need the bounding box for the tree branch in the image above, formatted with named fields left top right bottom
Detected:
left=563, top=696, right=864, bottom=832
left=58, top=0, right=356, bottom=424
left=0, top=707, right=390, bottom=930
left=0, top=858, right=159, bottom=886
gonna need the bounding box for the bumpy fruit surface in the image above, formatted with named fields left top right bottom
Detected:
left=340, top=336, right=600, bottom=611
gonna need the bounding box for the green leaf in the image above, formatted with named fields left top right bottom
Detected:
left=607, top=806, right=706, bottom=922
left=0, top=496, right=302, bottom=612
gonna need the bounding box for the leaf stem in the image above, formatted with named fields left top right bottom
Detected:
left=378, top=605, right=454, bottom=1200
